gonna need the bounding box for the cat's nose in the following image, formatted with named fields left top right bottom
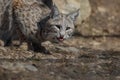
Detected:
left=60, top=34, right=64, bottom=38
left=60, top=31, right=65, bottom=37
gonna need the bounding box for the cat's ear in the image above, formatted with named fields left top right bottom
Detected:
left=68, top=9, right=80, bottom=21
left=51, top=3, right=60, bottom=18
left=42, top=0, right=53, bottom=9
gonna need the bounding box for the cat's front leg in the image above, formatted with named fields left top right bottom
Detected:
left=31, top=42, right=51, bottom=54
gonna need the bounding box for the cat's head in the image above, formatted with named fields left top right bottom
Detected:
left=42, top=4, right=79, bottom=42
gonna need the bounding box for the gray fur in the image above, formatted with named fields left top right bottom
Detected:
left=1, top=0, right=79, bottom=53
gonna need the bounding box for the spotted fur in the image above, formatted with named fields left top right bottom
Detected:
left=5, top=0, right=79, bottom=53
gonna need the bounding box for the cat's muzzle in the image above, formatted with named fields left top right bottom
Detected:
left=56, top=36, right=64, bottom=42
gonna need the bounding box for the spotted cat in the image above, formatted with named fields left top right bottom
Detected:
left=6, top=0, right=79, bottom=53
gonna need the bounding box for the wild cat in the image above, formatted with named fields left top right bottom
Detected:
left=6, top=0, right=79, bottom=53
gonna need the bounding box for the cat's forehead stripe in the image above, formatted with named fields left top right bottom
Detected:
left=62, top=15, right=65, bottom=27
left=51, top=14, right=72, bottom=27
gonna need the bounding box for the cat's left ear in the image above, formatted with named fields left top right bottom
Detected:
left=67, top=9, right=80, bottom=21
left=51, top=3, right=60, bottom=18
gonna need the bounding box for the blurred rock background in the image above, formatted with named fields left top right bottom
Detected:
left=79, top=0, right=120, bottom=36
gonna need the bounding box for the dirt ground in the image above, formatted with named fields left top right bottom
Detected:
left=0, top=0, right=120, bottom=80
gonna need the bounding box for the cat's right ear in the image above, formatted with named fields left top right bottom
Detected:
left=50, top=3, right=60, bottom=18
left=67, top=9, right=80, bottom=21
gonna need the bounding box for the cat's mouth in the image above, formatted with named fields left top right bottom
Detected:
left=56, top=36, right=64, bottom=42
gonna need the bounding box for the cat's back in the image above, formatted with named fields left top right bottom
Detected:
left=13, top=0, right=51, bottom=22
left=13, top=0, right=51, bottom=38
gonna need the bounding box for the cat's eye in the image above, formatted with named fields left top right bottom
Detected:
left=66, top=27, right=71, bottom=30
left=56, top=25, right=61, bottom=29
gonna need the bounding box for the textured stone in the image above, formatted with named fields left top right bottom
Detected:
left=25, top=64, right=38, bottom=72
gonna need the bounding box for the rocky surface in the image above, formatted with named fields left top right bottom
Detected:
left=0, top=37, right=119, bottom=80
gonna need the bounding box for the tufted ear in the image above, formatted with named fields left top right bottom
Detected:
left=51, top=3, right=60, bottom=18
left=41, top=0, right=53, bottom=9
left=67, top=9, right=80, bottom=21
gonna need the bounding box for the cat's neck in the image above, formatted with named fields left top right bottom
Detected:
left=37, top=15, right=51, bottom=41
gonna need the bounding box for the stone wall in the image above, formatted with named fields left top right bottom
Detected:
left=77, top=0, right=120, bottom=36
